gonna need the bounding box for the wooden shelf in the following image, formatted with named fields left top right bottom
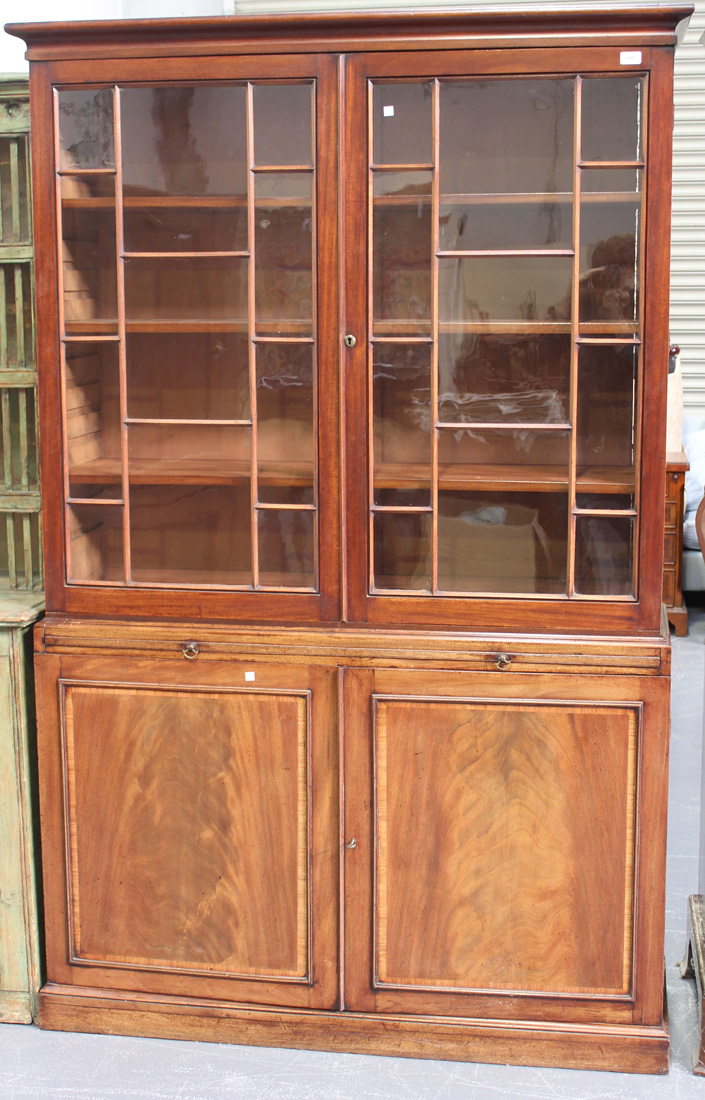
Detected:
left=63, top=195, right=311, bottom=210
left=64, top=319, right=312, bottom=336
left=373, top=463, right=635, bottom=494
left=69, top=457, right=314, bottom=488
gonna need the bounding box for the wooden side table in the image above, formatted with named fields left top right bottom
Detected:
left=0, top=592, right=44, bottom=1023
left=664, top=449, right=689, bottom=636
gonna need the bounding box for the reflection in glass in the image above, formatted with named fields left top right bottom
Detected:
left=257, top=343, right=314, bottom=504
left=580, top=187, right=639, bottom=326
left=120, top=86, right=247, bottom=197
left=438, top=427, right=570, bottom=481
left=440, top=197, right=572, bottom=252
left=577, top=344, right=636, bottom=494
left=124, top=206, right=247, bottom=254
left=58, top=89, right=114, bottom=171
left=126, top=334, right=250, bottom=421
left=576, top=493, right=634, bottom=511
left=127, top=423, right=250, bottom=480
left=61, top=179, right=117, bottom=331
left=258, top=509, right=315, bottom=587
left=373, top=343, right=431, bottom=507
left=253, top=84, right=313, bottom=167
left=438, top=334, right=571, bottom=424
left=582, top=168, right=641, bottom=194
left=255, top=174, right=312, bottom=333
left=373, top=171, right=432, bottom=200
left=372, top=83, right=433, bottom=166
left=124, top=256, right=248, bottom=321
left=437, top=491, right=568, bottom=594
left=575, top=515, right=634, bottom=596
left=373, top=511, right=431, bottom=591
left=129, top=485, right=251, bottom=585
left=440, top=79, right=574, bottom=196
left=581, top=78, right=643, bottom=163
left=65, top=342, right=121, bottom=497
left=438, top=256, right=572, bottom=324
left=67, top=503, right=124, bottom=583
left=374, top=198, right=431, bottom=332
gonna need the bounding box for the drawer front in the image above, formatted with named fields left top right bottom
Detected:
left=664, top=500, right=678, bottom=528
left=662, top=569, right=676, bottom=606
left=663, top=532, right=676, bottom=566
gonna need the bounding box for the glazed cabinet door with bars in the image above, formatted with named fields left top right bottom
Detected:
left=40, top=56, right=339, bottom=622
left=344, top=49, right=669, bottom=635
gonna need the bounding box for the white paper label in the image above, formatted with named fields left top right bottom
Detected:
left=383, top=105, right=395, bottom=117
left=245, top=671, right=256, bottom=682
left=620, top=51, right=642, bottom=66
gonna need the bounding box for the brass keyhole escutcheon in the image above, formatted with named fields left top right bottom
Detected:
left=183, top=641, right=200, bottom=659
left=343, top=334, right=357, bottom=348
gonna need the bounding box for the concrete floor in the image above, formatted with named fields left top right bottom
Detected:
left=3, top=612, right=705, bottom=1100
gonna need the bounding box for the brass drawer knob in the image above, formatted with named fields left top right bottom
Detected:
left=495, top=653, right=512, bottom=671
left=183, top=641, right=200, bottom=659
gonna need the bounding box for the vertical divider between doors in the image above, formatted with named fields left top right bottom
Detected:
left=568, top=76, right=582, bottom=598
left=431, top=79, right=440, bottom=595
left=342, top=55, right=370, bottom=623
left=246, top=83, right=259, bottom=591
left=113, top=86, right=131, bottom=586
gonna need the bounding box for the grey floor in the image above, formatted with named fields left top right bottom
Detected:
left=3, top=613, right=705, bottom=1100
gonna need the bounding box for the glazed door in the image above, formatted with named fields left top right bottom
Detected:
left=36, top=650, right=338, bottom=1009
left=343, top=47, right=674, bottom=635
left=343, top=665, right=668, bottom=1025
left=38, top=53, right=339, bottom=622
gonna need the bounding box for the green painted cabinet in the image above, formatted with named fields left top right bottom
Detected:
left=0, top=591, right=43, bottom=1023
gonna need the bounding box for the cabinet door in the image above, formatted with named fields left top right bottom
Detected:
left=37, top=53, right=339, bottom=623
left=343, top=666, right=668, bottom=1025
left=36, top=650, right=338, bottom=1009
left=344, top=46, right=674, bottom=635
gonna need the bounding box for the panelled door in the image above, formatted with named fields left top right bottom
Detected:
left=342, top=664, right=669, bottom=1026
left=35, top=650, right=339, bottom=1009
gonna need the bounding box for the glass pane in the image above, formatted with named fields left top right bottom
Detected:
left=65, top=342, right=121, bottom=498
left=61, top=177, right=117, bottom=332
left=374, top=187, right=432, bottom=333
left=438, top=256, right=572, bottom=324
left=120, top=86, right=248, bottom=254
left=582, top=168, right=641, bottom=194
left=129, top=485, right=251, bottom=586
left=373, top=511, right=431, bottom=591
left=253, top=84, right=313, bottom=167
left=126, top=334, right=250, bottom=421
left=124, top=256, right=247, bottom=322
left=257, top=343, right=314, bottom=504
left=0, top=136, right=30, bottom=243
left=437, top=491, right=568, bottom=594
left=67, top=503, right=124, bottom=583
left=577, top=344, right=636, bottom=500
left=440, top=79, right=574, bottom=196
left=372, top=82, right=433, bottom=166
left=258, top=509, right=315, bottom=587
left=575, top=515, right=634, bottom=596
left=373, top=342, right=431, bottom=507
left=581, top=78, right=643, bottom=163
left=580, top=172, right=640, bottom=327
left=438, top=428, right=570, bottom=488
left=438, top=333, right=571, bottom=424
left=373, top=171, right=432, bottom=200
left=440, top=195, right=572, bottom=252
left=576, top=493, right=634, bottom=511
left=255, top=173, right=312, bottom=335
left=128, top=423, right=250, bottom=483
left=58, top=89, right=114, bottom=170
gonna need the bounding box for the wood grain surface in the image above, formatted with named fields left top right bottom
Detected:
left=62, top=682, right=309, bottom=979
left=375, top=697, right=636, bottom=995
